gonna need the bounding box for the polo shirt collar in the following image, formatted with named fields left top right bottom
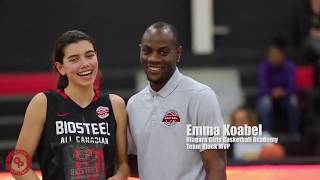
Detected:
left=148, top=68, right=182, bottom=98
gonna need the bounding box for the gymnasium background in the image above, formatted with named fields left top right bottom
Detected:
left=0, top=0, right=319, bottom=179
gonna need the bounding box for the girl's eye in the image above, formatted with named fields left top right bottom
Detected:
left=69, top=58, right=79, bottom=62
left=86, top=53, right=95, bottom=58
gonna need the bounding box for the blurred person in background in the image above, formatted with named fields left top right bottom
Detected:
left=230, top=106, right=280, bottom=161
left=293, top=0, right=320, bottom=85
left=257, top=38, right=300, bottom=138
left=292, top=0, right=320, bottom=155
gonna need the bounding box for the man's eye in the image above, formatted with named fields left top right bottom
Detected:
left=160, top=51, right=169, bottom=56
left=142, top=48, right=151, bottom=54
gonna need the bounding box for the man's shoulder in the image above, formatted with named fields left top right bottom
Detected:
left=179, top=74, right=213, bottom=93
left=127, top=86, right=149, bottom=106
left=177, top=75, right=220, bottom=103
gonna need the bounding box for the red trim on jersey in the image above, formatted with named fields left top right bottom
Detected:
left=56, top=89, right=69, bottom=99
left=92, top=88, right=100, bottom=102
left=56, top=88, right=101, bottom=102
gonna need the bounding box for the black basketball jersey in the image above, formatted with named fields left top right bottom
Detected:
left=37, top=90, right=116, bottom=180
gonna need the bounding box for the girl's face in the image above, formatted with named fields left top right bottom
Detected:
left=55, top=40, right=98, bottom=89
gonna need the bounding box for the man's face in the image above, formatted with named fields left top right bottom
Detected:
left=140, top=28, right=182, bottom=89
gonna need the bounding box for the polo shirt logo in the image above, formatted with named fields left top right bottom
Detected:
left=96, top=106, right=109, bottom=119
left=162, top=110, right=180, bottom=126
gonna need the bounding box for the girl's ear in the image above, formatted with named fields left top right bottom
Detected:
left=54, top=62, right=66, bottom=76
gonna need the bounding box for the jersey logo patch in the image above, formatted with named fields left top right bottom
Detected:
left=162, top=110, right=180, bottom=126
left=96, top=106, right=109, bottom=119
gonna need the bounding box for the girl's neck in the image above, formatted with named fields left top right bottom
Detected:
left=64, top=84, right=95, bottom=108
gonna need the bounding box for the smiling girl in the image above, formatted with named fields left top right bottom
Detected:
left=12, top=30, right=129, bottom=180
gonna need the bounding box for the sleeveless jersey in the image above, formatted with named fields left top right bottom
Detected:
left=37, top=90, right=116, bottom=180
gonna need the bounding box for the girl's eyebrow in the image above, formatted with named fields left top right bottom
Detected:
left=67, top=50, right=95, bottom=59
left=66, top=54, right=79, bottom=59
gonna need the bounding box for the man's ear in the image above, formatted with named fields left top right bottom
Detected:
left=176, top=45, right=182, bottom=64
left=54, top=62, right=66, bottom=76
